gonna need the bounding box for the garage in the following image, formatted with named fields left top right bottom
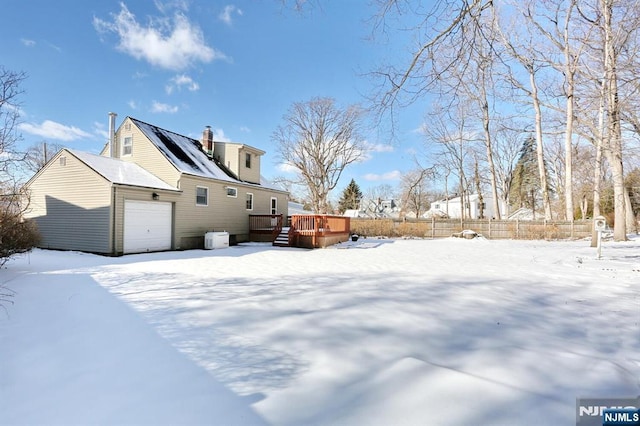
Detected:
left=123, top=200, right=172, bottom=254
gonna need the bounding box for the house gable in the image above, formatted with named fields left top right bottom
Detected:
left=213, top=142, right=264, bottom=184
left=25, top=149, right=114, bottom=253
left=101, top=117, right=182, bottom=187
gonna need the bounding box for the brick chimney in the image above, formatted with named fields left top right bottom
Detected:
left=202, top=125, right=213, bottom=157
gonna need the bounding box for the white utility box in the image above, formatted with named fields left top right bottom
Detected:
left=204, top=231, right=229, bottom=249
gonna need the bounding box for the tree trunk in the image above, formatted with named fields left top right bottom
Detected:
left=482, top=100, right=501, bottom=219
left=530, top=68, right=553, bottom=220
left=624, top=187, right=637, bottom=234
left=602, top=0, right=626, bottom=241
left=564, top=73, right=575, bottom=221
left=590, top=78, right=606, bottom=247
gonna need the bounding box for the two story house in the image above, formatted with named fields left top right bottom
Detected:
left=24, top=115, right=288, bottom=255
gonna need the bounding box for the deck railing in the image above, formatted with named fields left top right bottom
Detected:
left=249, top=214, right=283, bottom=241
left=249, top=214, right=351, bottom=247
left=290, top=214, right=351, bottom=247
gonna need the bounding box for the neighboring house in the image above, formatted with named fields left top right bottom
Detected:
left=425, top=194, right=501, bottom=220
left=25, top=116, right=288, bottom=255
left=506, top=207, right=544, bottom=221
left=348, top=199, right=401, bottom=219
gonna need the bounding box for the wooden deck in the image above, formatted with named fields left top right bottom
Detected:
left=249, top=214, right=351, bottom=248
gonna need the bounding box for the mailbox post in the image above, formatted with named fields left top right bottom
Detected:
left=594, top=215, right=606, bottom=259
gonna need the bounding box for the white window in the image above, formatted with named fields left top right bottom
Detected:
left=122, top=136, right=132, bottom=156
left=226, top=187, right=237, bottom=197
left=245, top=152, right=251, bottom=168
left=270, top=197, right=277, bottom=215
left=246, top=193, right=254, bottom=210
left=433, top=203, right=440, bottom=210
left=196, top=186, right=208, bottom=206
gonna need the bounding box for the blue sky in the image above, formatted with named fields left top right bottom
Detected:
left=1, top=0, right=428, bottom=197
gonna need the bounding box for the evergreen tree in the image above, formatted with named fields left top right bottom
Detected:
left=337, top=179, right=363, bottom=214
left=508, top=136, right=541, bottom=212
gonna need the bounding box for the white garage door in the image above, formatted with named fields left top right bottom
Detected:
left=124, top=200, right=172, bottom=254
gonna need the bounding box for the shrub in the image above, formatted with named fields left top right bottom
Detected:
left=0, top=213, right=40, bottom=267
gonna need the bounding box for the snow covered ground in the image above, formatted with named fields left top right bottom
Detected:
left=1, top=236, right=639, bottom=425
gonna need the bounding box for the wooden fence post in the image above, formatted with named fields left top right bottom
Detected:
left=432, top=217, right=435, bottom=239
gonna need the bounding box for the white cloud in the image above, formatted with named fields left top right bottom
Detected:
left=219, top=5, right=243, bottom=26
left=46, top=42, right=62, bottom=52
left=210, top=128, right=231, bottom=142
left=151, top=101, right=179, bottom=113
left=153, top=0, right=189, bottom=14
left=21, top=38, right=36, bottom=47
left=128, top=100, right=138, bottom=109
left=364, top=142, right=394, bottom=153
left=363, top=170, right=402, bottom=182
left=239, top=126, right=251, bottom=133
left=19, top=120, right=92, bottom=141
left=277, top=162, right=298, bottom=174
left=359, top=140, right=395, bottom=162
left=93, top=121, right=109, bottom=140
left=94, top=3, right=225, bottom=71
left=166, top=74, right=199, bottom=94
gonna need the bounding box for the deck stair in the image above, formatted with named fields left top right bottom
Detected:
left=273, top=227, right=291, bottom=247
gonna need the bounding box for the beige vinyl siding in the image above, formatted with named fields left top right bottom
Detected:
left=175, top=175, right=288, bottom=242
left=111, top=186, right=181, bottom=255
left=237, top=147, right=261, bottom=184
left=109, top=118, right=181, bottom=186
left=213, top=142, right=239, bottom=177
left=212, top=142, right=263, bottom=184
left=25, top=151, right=113, bottom=253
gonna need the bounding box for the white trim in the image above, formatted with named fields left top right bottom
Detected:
left=226, top=186, right=238, bottom=198
left=196, top=185, right=209, bottom=206
left=270, top=197, right=277, bottom=215
left=122, top=136, right=132, bottom=156
left=246, top=192, right=254, bottom=211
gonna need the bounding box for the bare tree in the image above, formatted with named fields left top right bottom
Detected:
left=369, top=0, right=494, bottom=135
left=497, top=8, right=555, bottom=220
left=426, top=3, right=505, bottom=219
left=23, top=141, right=65, bottom=174
left=0, top=67, right=27, bottom=183
left=364, top=183, right=397, bottom=204
left=524, top=0, right=588, bottom=220
left=272, top=97, right=366, bottom=214
left=424, top=102, right=476, bottom=220
left=0, top=67, right=40, bottom=268
left=399, top=166, right=433, bottom=218
left=491, top=119, right=525, bottom=218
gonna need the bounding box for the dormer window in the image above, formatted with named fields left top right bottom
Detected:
left=245, top=152, right=251, bottom=168
left=122, top=136, right=132, bottom=156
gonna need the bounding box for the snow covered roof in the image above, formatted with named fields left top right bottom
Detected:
left=130, top=117, right=238, bottom=183
left=506, top=207, right=543, bottom=221
left=343, top=209, right=361, bottom=218
left=68, top=149, right=179, bottom=191
left=288, top=201, right=313, bottom=215
left=422, top=209, right=448, bottom=219
left=431, top=193, right=492, bottom=205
